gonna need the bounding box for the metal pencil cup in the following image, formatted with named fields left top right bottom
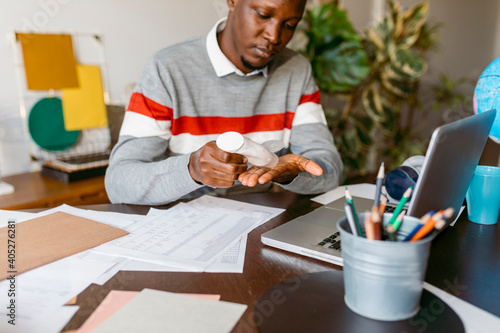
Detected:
left=337, top=213, right=434, bottom=321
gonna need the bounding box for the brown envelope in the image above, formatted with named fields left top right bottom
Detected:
left=0, top=211, right=128, bottom=281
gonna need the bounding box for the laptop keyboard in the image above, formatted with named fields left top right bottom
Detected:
left=317, top=231, right=341, bottom=251
left=385, top=205, right=396, bottom=213
left=315, top=204, right=397, bottom=252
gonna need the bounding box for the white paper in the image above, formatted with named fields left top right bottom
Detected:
left=205, top=235, right=247, bottom=273
left=76, top=251, right=131, bottom=285
left=186, top=195, right=283, bottom=220
left=312, top=183, right=376, bottom=205
left=93, top=203, right=261, bottom=271
left=122, top=236, right=248, bottom=273
left=95, top=196, right=283, bottom=272
left=449, top=206, right=465, bottom=227
left=0, top=256, right=114, bottom=332
left=0, top=210, right=37, bottom=227
left=423, top=282, right=500, bottom=333
left=39, top=204, right=140, bottom=229
left=30, top=306, right=79, bottom=333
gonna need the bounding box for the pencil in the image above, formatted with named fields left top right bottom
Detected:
left=391, top=210, right=406, bottom=231
left=344, top=202, right=359, bottom=236
left=345, top=186, right=363, bottom=236
left=373, top=162, right=385, bottom=207
left=403, top=210, right=434, bottom=241
left=379, top=195, right=387, bottom=215
left=434, top=208, right=455, bottom=231
left=387, top=186, right=413, bottom=226
left=371, top=205, right=382, bottom=240
left=387, top=224, right=397, bottom=241
left=364, top=210, right=376, bottom=240
left=410, top=210, right=444, bottom=242
left=386, top=210, right=406, bottom=241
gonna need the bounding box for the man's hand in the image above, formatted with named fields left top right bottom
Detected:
left=238, top=154, right=323, bottom=187
left=189, top=141, right=248, bottom=188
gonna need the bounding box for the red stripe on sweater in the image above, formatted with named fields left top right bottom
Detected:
left=127, top=92, right=172, bottom=121
left=171, top=113, right=295, bottom=135
left=126, top=91, right=324, bottom=135
left=299, top=90, right=320, bottom=105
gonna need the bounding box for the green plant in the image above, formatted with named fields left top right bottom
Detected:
left=430, top=73, right=475, bottom=121
left=301, top=0, right=450, bottom=181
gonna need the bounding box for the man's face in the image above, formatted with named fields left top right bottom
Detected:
left=223, top=0, right=306, bottom=73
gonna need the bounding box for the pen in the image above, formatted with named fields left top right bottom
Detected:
left=344, top=202, right=359, bottom=236
left=345, top=186, right=363, bottom=236
left=410, top=209, right=444, bottom=242
left=403, top=210, right=434, bottom=241
left=373, top=162, right=385, bottom=207
left=387, top=186, right=413, bottom=226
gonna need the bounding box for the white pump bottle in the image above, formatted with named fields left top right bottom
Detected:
left=216, top=132, right=280, bottom=168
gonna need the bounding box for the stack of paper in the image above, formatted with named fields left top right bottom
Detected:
left=0, top=195, right=284, bottom=332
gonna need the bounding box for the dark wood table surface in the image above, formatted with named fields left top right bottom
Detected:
left=60, top=190, right=500, bottom=332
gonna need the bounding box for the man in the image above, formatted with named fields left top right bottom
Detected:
left=105, top=0, right=343, bottom=205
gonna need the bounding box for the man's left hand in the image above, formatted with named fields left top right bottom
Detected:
left=238, top=154, right=323, bottom=187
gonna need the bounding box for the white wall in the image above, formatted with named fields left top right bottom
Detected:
left=399, top=0, right=500, bottom=80
left=0, top=0, right=223, bottom=177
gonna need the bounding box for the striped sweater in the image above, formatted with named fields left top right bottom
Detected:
left=105, top=34, right=342, bottom=205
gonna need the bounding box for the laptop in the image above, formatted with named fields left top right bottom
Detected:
left=261, top=109, right=497, bottom=265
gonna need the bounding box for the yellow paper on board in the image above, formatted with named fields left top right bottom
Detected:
left=17, top=33, right=79, bottom=90
left=61, top=64, right=108, bottom=130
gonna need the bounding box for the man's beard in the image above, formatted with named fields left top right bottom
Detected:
left=241, top=56, right=267, bottom=72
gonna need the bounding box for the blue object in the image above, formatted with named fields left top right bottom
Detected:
left=466, top=165, right=500, bottom=225
left=385, top=166, right=418, bottom=201
left=474, top=56, right=500, bottom=142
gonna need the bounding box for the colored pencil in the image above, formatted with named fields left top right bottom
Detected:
left=391, top=210, right=406, bottom=231
left=371, top=205, right=382, bottom=240
left=410, top=210, right=444, bottom=242
left=345, top=186, right=363, bottom=236
left=379, top=195, right=387, bottom=215
left=387, top=224, right=397, bottom=241
left=386, top=210, right=406, bottom=241
left=435, top=208, right=455, bottom=231
left=344, top=202, right=359, bottom=236
left=373, top=162, right=385, bottom=207
left=403, top=210, right=434, bottom=241
left=364, top=210, right=376, bottom=240
left=387, top=186, right=413, bottom=226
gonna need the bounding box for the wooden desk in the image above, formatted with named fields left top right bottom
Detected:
left=60, top=190, right=499, bottom=332
left=0, top=171, right=109, bottom=210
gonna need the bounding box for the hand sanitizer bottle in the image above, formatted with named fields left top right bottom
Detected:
left=216, top=132, right=279, bottom=168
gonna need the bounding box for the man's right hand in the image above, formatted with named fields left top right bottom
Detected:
left=188, top=141, right=248, bottom=188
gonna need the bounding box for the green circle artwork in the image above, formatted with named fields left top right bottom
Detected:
left=28, top=97, right=80, bottom=151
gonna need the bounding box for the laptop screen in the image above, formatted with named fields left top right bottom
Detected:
left=407, top=109, right=496, bottom=222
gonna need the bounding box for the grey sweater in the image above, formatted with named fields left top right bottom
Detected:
left=105, top=35, right=342, bottom=205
